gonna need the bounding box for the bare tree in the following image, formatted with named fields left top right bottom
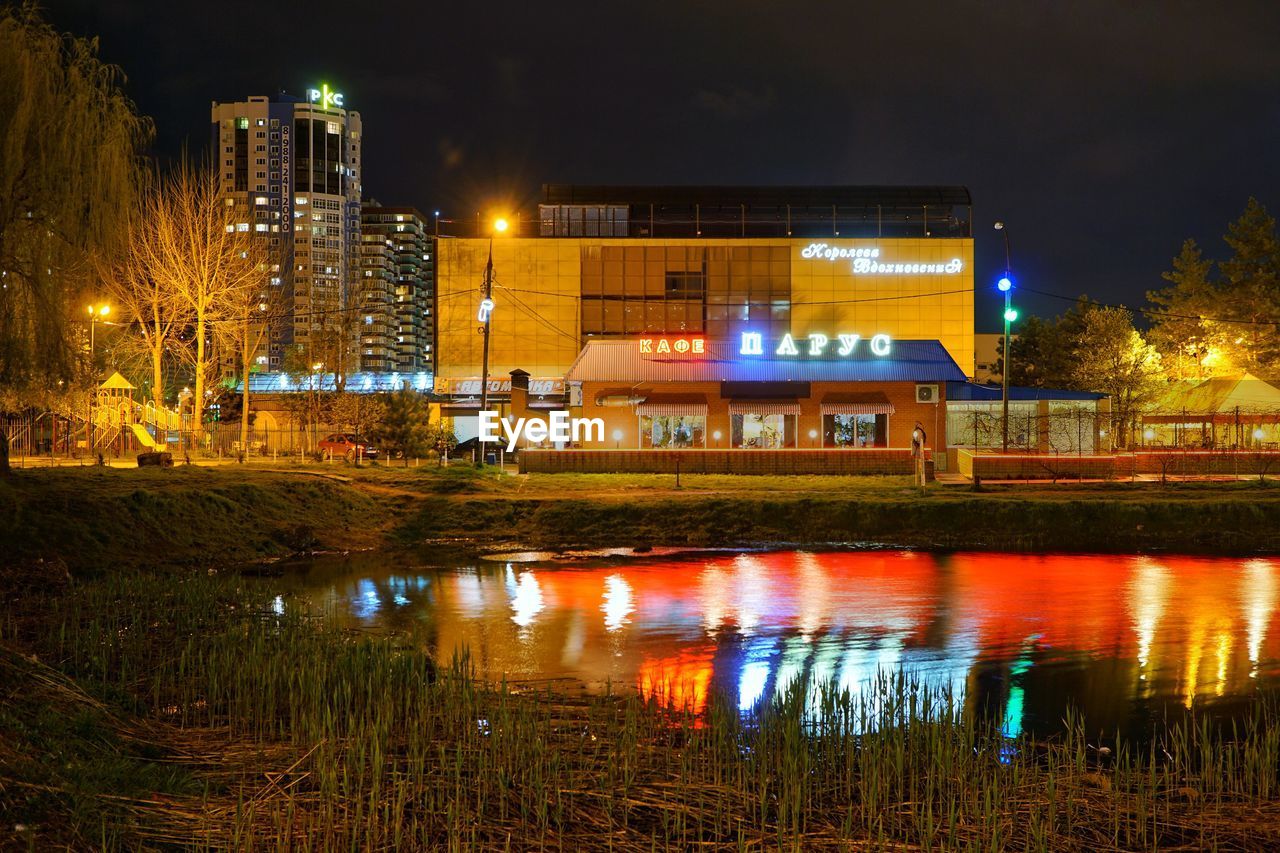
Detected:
left=0, top=5, right=151, bottom=472
left=219, top=248, right=285, bottom=461
left=96, top=185, right=188, bottom=443
left=136, top=163, right=264, bottom=450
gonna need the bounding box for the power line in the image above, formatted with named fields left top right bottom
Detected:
left=1020, top=286, right=1279, bottom=328
left=494, top=282, right=582, bottom=346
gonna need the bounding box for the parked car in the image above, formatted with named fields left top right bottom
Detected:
left=318, top=433, right=379, bottom=460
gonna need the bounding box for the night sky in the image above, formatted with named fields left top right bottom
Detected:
left=42, top=0, right=1280, bottom=331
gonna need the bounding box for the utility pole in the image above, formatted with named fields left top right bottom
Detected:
left=87, top=304, right=110, bottom=454
left=994, top=223, right=1015, bottom=454
left=476, top=217, right=506, bottom=462
left=478, top=246, right=494, bottom=414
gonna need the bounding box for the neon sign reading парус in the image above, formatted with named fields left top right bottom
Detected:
left=800, top=242, right=962, bottom=275
left=740, top=331, right=892, bottom=357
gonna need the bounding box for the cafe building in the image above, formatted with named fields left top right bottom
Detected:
left=558, top=335, right=966, bottom=451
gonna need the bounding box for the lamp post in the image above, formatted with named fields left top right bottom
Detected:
left=993, top=223, right=1015, bottom=453
left=477, top=217, right=508, bottom=462
left=86, top=303, right=110, bottom=452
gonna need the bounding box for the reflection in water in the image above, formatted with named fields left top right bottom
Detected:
left=602, top=574, right=634, bottom=632
left=1245, top=560, right=1276, bottom=678
left=510, top=571, right=544, bottom=629
left=278, top=550, right=1280, bottom=737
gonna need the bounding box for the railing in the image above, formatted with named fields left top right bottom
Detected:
left=518, top=448, right=930, bottom=476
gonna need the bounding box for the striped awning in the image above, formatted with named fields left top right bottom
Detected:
left=729, top=400, right=801, bottom=416
left=636, top=394, right=708, bottom=417
left=821, top=392, right=895, bottom=416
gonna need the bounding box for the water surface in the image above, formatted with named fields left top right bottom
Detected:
left=273, top=549, right=1280, bottom=738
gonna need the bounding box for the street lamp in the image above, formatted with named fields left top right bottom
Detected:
left=88, top=303, right=110, bottom=356
left=87, top=303, right=110, bottom=452
left=477, top=216, right=509, bottom=462
left=993, top=223, right=1015, bottom=453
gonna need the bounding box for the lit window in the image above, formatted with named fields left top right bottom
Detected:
left=224, top=198, right=235, bottom=206
left=364, top=315, right=373, bottom=325
left=326, top=121, right=339, bottom=135
left=395, top=215, right=404, bottom=222
left=256, top=118, right=265, bottom=126
left=255, top=196, right=268, bottom=205
left=236, top=117, right=248, bottom=130
left=236, top=222, right=249, bottom=232
left=224, top=224, right=235, bottom=233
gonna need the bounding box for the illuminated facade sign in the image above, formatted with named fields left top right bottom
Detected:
left=801, top=242, right=962, bottom=275
left=640, top=336, right=705, bottom=355
left=741, top=331, right=892, bottom=358
left=438, top=377, right=565, bottom=396
left=279, top=123, right=291, bottom=226
left=306, top=84, right=345, bottom=109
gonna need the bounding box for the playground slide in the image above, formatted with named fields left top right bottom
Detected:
left=128, top=422, right=160, bottom=449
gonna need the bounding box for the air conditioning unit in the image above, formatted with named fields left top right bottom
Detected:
left=915, top=384, right=939, bottom=404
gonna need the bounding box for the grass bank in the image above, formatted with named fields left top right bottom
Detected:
left=7, top=467, right=1280, bottom=571
left=393, top=474, right=1280, bottom=553
left=4, top=569, right=1279, bottom=849
left=0, top=466, right=381, bottom=575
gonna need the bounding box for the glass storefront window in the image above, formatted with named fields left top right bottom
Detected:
left=731, top=414, right=796, bottom=449
left=823, top=414, right=885, bottom=447
left=640, top=415, right=705, bottom=448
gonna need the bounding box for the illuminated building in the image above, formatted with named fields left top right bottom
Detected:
left=360, top=205, right=435, bottom=371
left=356, top=215, right=396, bottom=372
left=210, top=87, right=363, bottom=368
left=435, top=186, right=982, bottom=456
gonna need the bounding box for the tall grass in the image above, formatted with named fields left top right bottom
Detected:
left=8, top=570, right=1280, bottom=849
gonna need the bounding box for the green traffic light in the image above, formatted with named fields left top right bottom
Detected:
left=1004, top=308, right=1018, bottom=323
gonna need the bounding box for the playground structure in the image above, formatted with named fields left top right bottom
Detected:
left=3, top=372, right=185, bottom=459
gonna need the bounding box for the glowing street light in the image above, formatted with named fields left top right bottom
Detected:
left=1004, top=307, right=1019, bottom=323
left=87, top=303, right=110, bottom=354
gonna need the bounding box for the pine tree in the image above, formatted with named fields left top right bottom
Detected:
left=373, top=389, right=431, bottom=465
left=1218, top=198, right=1280, bottom=371
left=1147, top=239, right=1220, bottom=378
